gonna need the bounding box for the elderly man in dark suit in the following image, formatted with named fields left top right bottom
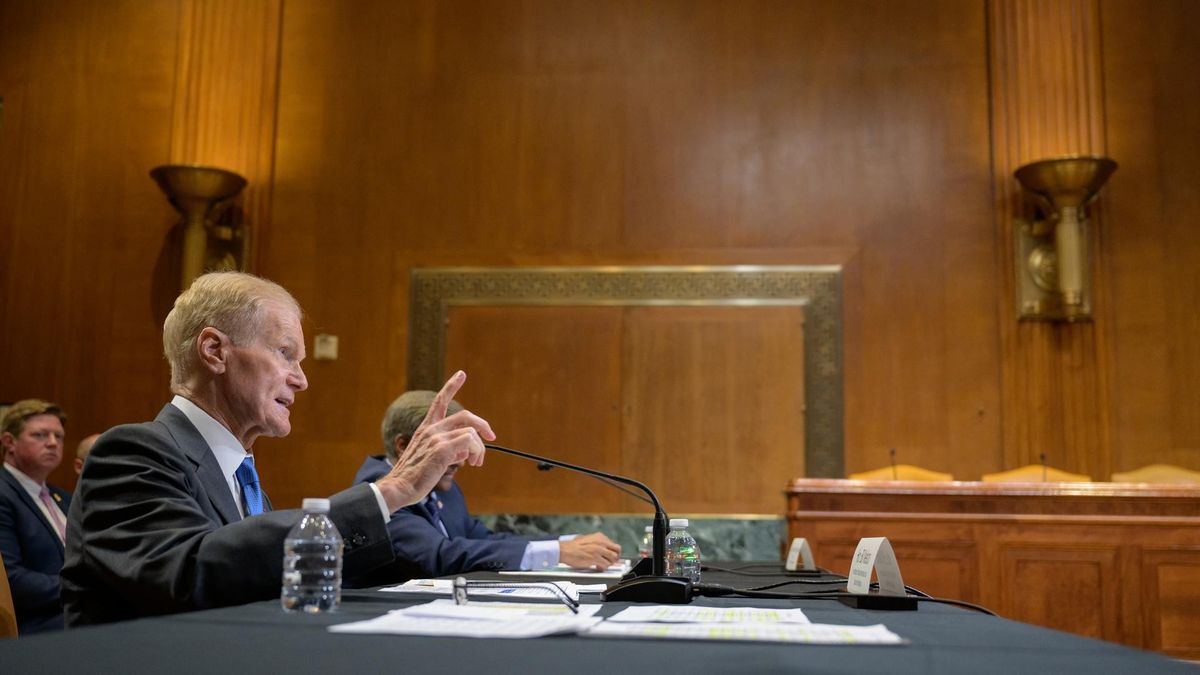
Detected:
left=0, top=399, right=72, bottom=634
left=61, top=271, right=494, bottom=625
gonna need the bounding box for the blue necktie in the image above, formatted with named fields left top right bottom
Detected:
left=426, top=493, right=448, bottom=537
left=235, top=456, right=265, bottom=517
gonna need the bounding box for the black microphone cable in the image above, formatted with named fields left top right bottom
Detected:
left=702, top=563, right=844, bottom=578
left=688, top=580, right=997, bottom=615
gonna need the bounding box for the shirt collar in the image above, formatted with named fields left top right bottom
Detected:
left=170, top=395, right=252, bottom=483
left=3, top=462, right=44, bottom=498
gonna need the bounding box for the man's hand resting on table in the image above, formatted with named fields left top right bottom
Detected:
left=559, top=532, right=622, bottom=570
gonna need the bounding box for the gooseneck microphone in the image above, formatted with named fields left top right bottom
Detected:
left=484, top=443, right=693, bottom=603
left=534, top=462, right=654, bottom=505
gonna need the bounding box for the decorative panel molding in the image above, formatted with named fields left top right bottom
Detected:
left=997, top=544, right=1119, bottom=640
left=1140, top=548, right=1200, bottom=654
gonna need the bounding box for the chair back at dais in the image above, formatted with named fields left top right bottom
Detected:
left=848, top=464, right=954, bottom=481
left=1111, top=464, right=1200, bottom=484
left=981, top=464, right=1091, bottom=483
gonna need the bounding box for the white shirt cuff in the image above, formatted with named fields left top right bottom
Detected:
left=367, top=483, right=390, bottom=522
left=520, top=540, right=561, bottom=570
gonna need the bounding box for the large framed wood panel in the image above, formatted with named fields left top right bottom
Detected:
left=621, top=305, right=804, bottom=514
left=415, top=266, right=838, bottom=515
left=445, top=303, right=804, bottom=514
left=443, top=305, right=626, bottom=514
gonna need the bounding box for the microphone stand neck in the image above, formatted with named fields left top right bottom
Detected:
left=483, top=443, right=690, bottom=603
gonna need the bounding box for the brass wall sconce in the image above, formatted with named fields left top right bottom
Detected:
left=1013, top=155, right=1117, bottom=321
left=150, top=164, right=249, bottom=290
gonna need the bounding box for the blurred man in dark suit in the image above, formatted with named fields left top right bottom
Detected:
left=0, top=399, right=71, bottom=634
left=351, top=390, right=619, bottom=585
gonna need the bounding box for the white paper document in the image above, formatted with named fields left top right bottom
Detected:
left=585, top=622, right=904, bottom=645
left=329, top=600, right=602, bottom=638
left=499, top=560, right=631, bottom=580
left=606, top=605, right=811, bottom=624
left=380, top=578, right=581, bottom=602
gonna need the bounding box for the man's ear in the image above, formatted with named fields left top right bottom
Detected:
left=196, top=326, right=230, bottom=375
left=0, top=431, right=13, bottom=451
left=393, top=435, right=409, bottom=456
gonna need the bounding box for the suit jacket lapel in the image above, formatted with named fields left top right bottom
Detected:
left=0, top=468, right=65, bottom=552
left=156, top=405, right=242, bottom=524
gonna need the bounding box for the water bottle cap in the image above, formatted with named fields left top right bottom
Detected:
left=644, top=525, right=654, bottom=532
left=669, top=518, right=689, bottom=528
left=302, top=498, right=331, bottom=513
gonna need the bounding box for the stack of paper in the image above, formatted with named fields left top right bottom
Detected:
left=499, top=560, right=631, bottom=580
left=332, top=594, right=904, bottom=645
left=329, top=600, right=602, bottom=639
left=585, top=605, right=904, bottom=645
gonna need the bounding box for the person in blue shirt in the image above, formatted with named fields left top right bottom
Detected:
left=351, top=390, right=620, bottom=584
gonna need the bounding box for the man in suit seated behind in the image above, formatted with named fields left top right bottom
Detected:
left=0, top=399, right=72, bottom=634
left=352, top=390, right=620, bottom=582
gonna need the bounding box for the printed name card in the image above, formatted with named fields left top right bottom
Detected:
left=785, top=537, right=816, bottom=572
left=846, top=537, right=905, bottom=596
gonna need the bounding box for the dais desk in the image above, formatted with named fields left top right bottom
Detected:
left=785, top=479, right=1200, bottom=658
left=0, top=565, right=1193, bottom=674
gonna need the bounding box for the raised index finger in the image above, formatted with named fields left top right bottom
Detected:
left=422, top=370, right=467, bottom=427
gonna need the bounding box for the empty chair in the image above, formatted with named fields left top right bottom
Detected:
left=1110, top=464, right=1200, bottom=485
left=981, top=464, right=1091, bottom=483
left=849, top=464, right=954, bottom=481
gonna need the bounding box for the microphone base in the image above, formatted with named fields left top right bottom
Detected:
left=622, top=556, right=654, bottom=580
left=838, top=593, right=918, bottom=611
left=602, top=576, right=694, bottom=604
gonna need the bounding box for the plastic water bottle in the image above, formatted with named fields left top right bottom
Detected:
left=281, top=498, right=343, bottom=613
left=638, top=525, right=654, bottom=559
left=664, top=518, right=701, bottom=583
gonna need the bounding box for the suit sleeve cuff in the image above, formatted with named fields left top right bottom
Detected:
left=520, top=540, right=561, bottom=570
left=367, top=483, right=390, bottom=522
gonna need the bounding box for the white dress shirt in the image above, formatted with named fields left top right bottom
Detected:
left=3, top=462, right=67, bottom=543
left=170, top=396, right=390, bottom=521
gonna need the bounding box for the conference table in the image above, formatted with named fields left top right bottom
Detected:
left=1, top=564, right=1193, bottom=674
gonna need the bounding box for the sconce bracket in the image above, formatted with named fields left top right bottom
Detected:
left=1014, top=217, right=1092, bottom=322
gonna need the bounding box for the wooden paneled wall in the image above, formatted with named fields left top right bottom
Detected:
left=1, top=1, right=1198, bottom=510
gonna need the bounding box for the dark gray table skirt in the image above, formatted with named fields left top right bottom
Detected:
left=2, top=564, right=1193, bottom=674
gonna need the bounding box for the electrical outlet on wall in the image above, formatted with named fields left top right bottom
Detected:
left=313, top=334, right=338, bottom=361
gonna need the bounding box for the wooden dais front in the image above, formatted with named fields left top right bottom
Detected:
left=785, top=479, right=1200, bottom=658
